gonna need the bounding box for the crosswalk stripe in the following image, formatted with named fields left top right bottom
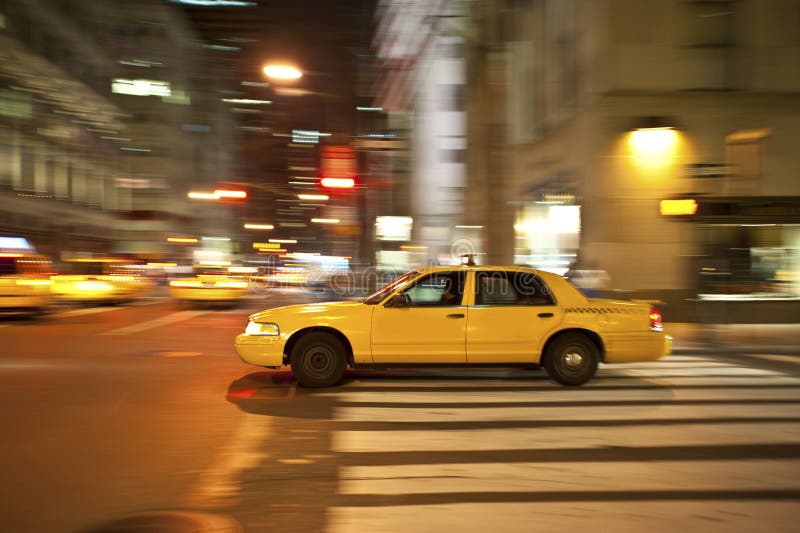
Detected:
left=98, top=310, right=208, bottom=335
left=337, top=460, right=800, bottom=495
left=328, top=501, right=799, bottom=533
left=334, top=403, right=798, bottom=423
left=324, top=386, right=800, bottom=403
left=601, top=366, right=783, bottom=377
left=332, top=422, right=800, bottom=453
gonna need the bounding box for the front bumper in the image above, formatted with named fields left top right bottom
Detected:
left=234, top=333, right=286, bottom=367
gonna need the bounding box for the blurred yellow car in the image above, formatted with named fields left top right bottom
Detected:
left=0, top=252, right=54, bottom=315
left=235, top=265, right=672, bottom=387
left=51, top=258, right=149, bottom=304
left=169, top=265, right=249, bottom=305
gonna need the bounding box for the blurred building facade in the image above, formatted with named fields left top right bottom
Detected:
left=374, top=0, right=469, bottom=267
left=0, top=0, right=235, bottom=262
left=377, top=0, right=800, bottom=321
left=479, top=0, right=800, bottom=321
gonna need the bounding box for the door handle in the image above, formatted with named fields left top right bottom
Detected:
left=538, top=312, right=554, bottom=318
left=446, top=313, right=465, bottom=319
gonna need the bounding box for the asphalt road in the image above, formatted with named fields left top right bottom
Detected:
left=1, top=291, right=798, bottom=532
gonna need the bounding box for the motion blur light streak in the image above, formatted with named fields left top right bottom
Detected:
left=320, top=177, right=355, bottom=188
left=166, top=237, right=199, bottom=244
left=262, top=64, right=303, bottom=81
left=214, top=189, right=247, bottom=199
left=243, top=224, right=274, bottom=230
left=311, top=218, right=340, bottom=224
left=297, top=194, right=329, bottom=201
left=187, top=191, right=218, bottom=200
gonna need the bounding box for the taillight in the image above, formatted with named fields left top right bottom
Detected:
left=649, top=307, right=663, bottom=332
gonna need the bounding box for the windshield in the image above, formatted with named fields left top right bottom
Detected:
left=362, top=270, right=419, bottom=305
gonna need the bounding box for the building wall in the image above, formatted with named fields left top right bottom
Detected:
left=0, top=0, right=235, bottom=258
left=497, top=0, right=800, bottom=319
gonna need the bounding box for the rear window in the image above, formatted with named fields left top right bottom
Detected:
left=0, top=256, right=52, bottom=276
left=0, top=258, right=17, bottom=276
left=62, top=262, right=106, bottom=276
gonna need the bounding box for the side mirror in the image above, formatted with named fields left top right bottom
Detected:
left=385, top=293, right=408, bottom=308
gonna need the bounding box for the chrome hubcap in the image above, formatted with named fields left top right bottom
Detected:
left=563, top=351, right=584, bottom=369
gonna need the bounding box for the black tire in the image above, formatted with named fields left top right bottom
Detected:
left=543, top=332, right=599, bottom=386
left=290, top=332, right=347, bottom=388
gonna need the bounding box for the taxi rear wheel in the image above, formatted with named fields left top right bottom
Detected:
left=543, top=333, right=599, bottom=386
left=290, top=332, right=347, bottom=388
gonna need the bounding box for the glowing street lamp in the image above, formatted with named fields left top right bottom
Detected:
left=263, top=64, right=302, bottom=81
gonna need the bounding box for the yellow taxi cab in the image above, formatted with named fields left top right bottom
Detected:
left=50, top=258, right=149, bottom=304
left=169, top=265, right=249, bottom=305
left=0, top=252, right=54, bottom=315
left=235, top=263, right=672, bottom=387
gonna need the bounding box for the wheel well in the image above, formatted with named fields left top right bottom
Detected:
left=283, top=326, right=354, bottom=366
left=541, top=328, right=606, bottom=363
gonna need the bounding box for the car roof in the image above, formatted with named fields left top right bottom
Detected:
left=419, top=264, right=553, bottom=275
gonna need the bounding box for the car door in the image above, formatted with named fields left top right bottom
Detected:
left=466, top=270, right=562, bottom=363
left=371, top=270, right=468, bottom=363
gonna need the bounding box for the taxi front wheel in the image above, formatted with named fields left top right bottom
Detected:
left=290, top=332, right=347, bottom=388
left=543, top=332, right=599, bottom=386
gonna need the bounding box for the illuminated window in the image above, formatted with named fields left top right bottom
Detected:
left=111, top=79, right=171, bottom=97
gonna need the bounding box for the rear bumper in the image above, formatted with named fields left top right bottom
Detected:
left=170, top=287, right=247, bottom=301
left=234, top=334, right=285, bottom=367
left=604, top=331, right=672, bottom=364
left=0, top=294, right=50, bottom=309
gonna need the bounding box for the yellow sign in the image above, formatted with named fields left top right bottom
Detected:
left=659, top=199, right=698, bottom=216
left=252, top=242, right=281, bottom=249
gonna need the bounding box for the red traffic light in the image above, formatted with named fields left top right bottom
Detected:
left=320, top=177, right=355, bottom=189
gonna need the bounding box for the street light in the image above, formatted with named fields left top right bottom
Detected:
left=263, top=64, right=302, bottom=81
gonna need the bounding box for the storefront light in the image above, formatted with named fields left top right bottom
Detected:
left=631, top=127, right=677, bottom=154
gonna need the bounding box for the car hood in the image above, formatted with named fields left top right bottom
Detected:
left=248, top=300, right=366, bottom=322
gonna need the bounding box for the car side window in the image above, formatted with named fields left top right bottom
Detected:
left=475, top=271, right=555, bottom=306
left=401, top=271, right=466, bottom=306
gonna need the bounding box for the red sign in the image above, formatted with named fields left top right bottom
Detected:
left=320, top=146, right=357, bottom=183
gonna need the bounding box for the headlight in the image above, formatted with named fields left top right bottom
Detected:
left=245, top=321, right=280, bottom=336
